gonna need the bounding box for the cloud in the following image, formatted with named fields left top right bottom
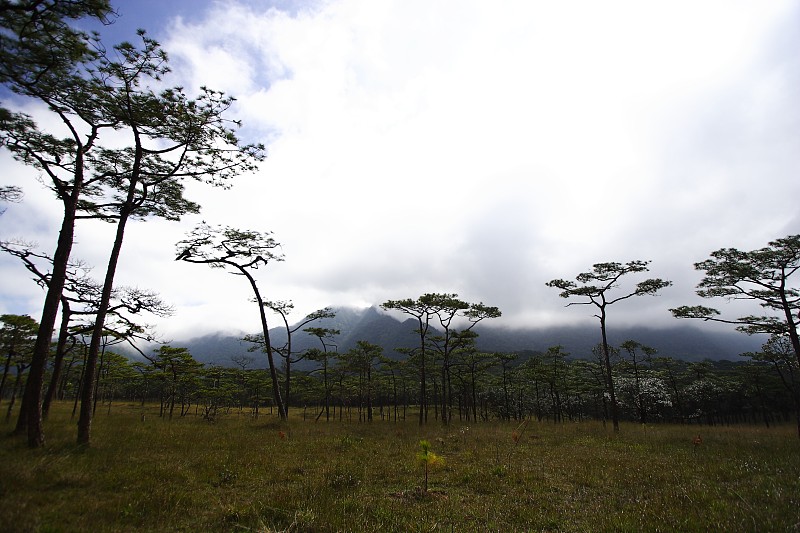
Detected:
left=2, top=0, right=799, bottom=343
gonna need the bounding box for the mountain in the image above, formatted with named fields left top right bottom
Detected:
left=470, top=323, right=764, bottom=360
left=146, top=306, right=766, bottom=367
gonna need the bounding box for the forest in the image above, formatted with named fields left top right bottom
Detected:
left=3, top=315, right=798, bottom=431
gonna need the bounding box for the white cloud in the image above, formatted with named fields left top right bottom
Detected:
left=2, top=0, right=799, bottom=342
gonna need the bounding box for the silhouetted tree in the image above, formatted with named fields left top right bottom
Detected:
left=176, top=223, right=287, bottom=420
left=339, top=340, right=382, bottom=422
left=547, top=261, right=671, bottom=432
left=148, top=345, right=202, bottom=419
left=424, top=294, right=501, bottom=425
left=672, top=235, right=800, bottom=369
left=72, top=31, right=262, bottom=446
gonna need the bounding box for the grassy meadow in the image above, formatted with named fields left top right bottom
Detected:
left=1, top=403, right=799, bottom=532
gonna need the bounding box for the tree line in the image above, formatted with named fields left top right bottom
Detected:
left=2, top=312, right=798, bottom=432
left=1, top=1, right=799, bottom=448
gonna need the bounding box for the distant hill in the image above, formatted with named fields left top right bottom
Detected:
left=139, top=306, right=766, bottom=367
left=470, top=322, right=764, bottom=361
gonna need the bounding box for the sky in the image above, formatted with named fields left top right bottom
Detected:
left=1, top=0, right=799, bottom=343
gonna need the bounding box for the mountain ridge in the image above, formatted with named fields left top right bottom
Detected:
left=137, top=306, right=766, bottom=367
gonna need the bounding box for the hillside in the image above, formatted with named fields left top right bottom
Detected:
left=140, top=306, right=766, bottom=367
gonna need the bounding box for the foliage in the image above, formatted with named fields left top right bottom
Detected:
left=671, top=234, right=800, bottom=436
left=416, top=439, right=445, bottom=493
left=671, top=235, right=800, bottom=361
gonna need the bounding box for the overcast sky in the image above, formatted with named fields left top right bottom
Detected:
left=1, top=0, right=799, bottom=342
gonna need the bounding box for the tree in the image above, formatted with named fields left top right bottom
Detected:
left=540, top=346, right=570, bottom=423
left=618, top=340, right=657, bottom=424
left=424, top=294, right=501, bottom=425
left=381, top=296, right=437, bottom=425
left=671, top=235, right=800, bottom=369
left=743, top=335, right=800, bottom=437
left=0, top=0, right=114, bottom=447
left=0, top=240, right=171, bottom=423
left=305, top=326, right=340, bottom=421
left=249, top=302, right=334, bottom=417
left=339, top=340, right=382, bottom=422
left=547, top=261, right=671, bottom=432
left=382, top=293, right=500, bottom=425
left=4, top=344, right=32, bottom=421
left=0, top=1, right=114, bottom=89
left=571, top=357, right=608, bottom=422
left=175, top=223, right=287, bottom=420
left=72, top=31, right=262, bottom=446
left=450, top=331, right=493, bottom=422
left=93, top=351, right=135, bottom=415
left=230, top=355, right=254, bottom=414
left=2, top=240, right=89, bottom=415
left=1, top=239, right=94, bottom=417
left=147, top=345, right=202, bottom=419
left=493, top=352, right=518, bottom=420
left=3, top=5, right=262, bottom=447
left=0, top=315, right=38, bottom=404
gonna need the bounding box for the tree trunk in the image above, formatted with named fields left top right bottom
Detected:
left=779, top=290, right=800, bottom=369
left=419, top=350, right=426, bottom=425
left=77, top=200, right=133, bottom=445
left=440, top=361, right=447, bottom=425
left=324, top=361, right=330, bottom=422
left=284, top=356, right=291, bottom=418
left=43, top=299, right=72, bottom=418
left=243, top=270, right=286, bottom=420
left=19, top=190, right=80, bottom=447
left=5, top=367, right=26, bottom=421
left=600, top=312, right=620, bottom=432
left=470, top=367, right=478, bottom=422
left=0, top=350, right=13, bottom=403
left=92, top=346, right=106, bottom=416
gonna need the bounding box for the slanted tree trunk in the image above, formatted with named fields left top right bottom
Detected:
left=77, top=196, right=134, bottom=445
left=19, top=192, right=80, bottom=447
left=245, top=271, right=286, bottom=420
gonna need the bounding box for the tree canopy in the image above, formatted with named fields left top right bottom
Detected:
left=671, top=235, right=800, bottom=367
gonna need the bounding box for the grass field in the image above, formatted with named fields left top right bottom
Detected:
left=1, top=403, right=798, bottom=532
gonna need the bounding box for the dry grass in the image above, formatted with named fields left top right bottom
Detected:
left=1, top=402, right=799, bottom=532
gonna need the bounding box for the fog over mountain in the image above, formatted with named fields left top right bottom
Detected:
left=141, top=306, right=766, bottom=368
